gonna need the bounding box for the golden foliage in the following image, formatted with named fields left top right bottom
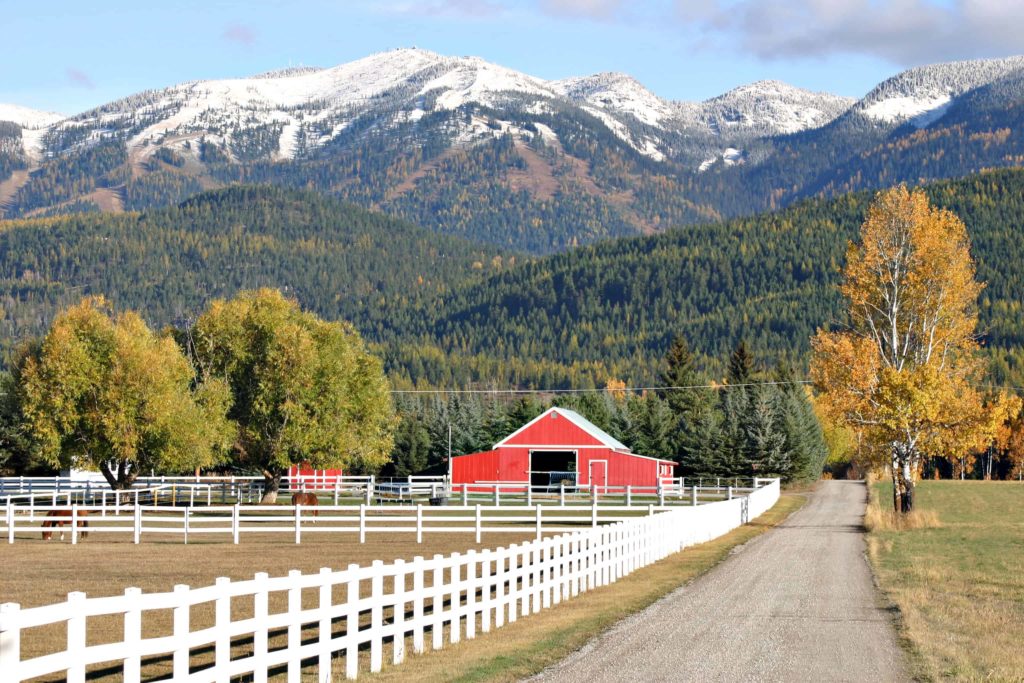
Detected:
left=811, top=186, right=986, bottom=505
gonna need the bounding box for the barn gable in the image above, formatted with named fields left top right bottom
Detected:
left=495, top=407, right=629, bottom=451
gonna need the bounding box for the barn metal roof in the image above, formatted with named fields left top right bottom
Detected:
left=493, top=406, right=631, bottom=452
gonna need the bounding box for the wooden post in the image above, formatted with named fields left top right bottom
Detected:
left=214, top=577, right=231, bottom=680
left=475, top=504, right=482, bottom=544
left=122, top=587, right=142, bottom=683
left=66, top=592, right=87, bottom=683
left=0, top=602, right=22, bottom=683
left=412, top=556, right=426, bottom=654
left=344, top=564, right=360, bottom=680
left=431, top=554, right=444, bottom=651
left=172, top=585, right=190, bottom=678
left=393, top=559, right=407, bottom=665
left=449, top=553, right=462, bottom=644
left=359, top=504, right=366, bottom=544
left=6, top=502, right=14, bottom=545
left=625, top=485, right=632, bottom=507
left=559, top=481, right=566, bottom=506
left=317, top=567, right=332, bottom=682
left=535, top=505, right=542, bottom=541
left=294, top=505, right=302, bottom=545
left=416, top=505, right=423, bottom=544
left=134, top=503, right=142, bottom=544
left=232, top=504, right=240, bottom=545
left=691, top=485, right=698, bottom=506
left=287, top=570, right=302, bottom=683
left=252, top=573, right=269, bottom=683
left=183, top=508, right=189, bottom=545
left=370, top=560, right=384, bottom=672
left=465, top=550, right=477, bottom=640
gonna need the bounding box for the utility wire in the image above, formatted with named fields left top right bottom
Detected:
left=391, top=380, right=815, bottom=395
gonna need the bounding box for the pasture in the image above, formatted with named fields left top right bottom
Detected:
left=867, top=480, right=1024, bottom=681
left=4, top=531, right=540, bottom=682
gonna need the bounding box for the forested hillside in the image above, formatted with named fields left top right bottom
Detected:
left=2, top=172, right=1024, bottom=390
left=379, top=169, right=1024, bottom=388
left=0, top=186, right=509, bottom=359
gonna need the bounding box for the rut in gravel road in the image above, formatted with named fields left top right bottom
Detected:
left=531, top=480, right=908, bottom=683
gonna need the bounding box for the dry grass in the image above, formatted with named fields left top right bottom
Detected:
left=867, top=480, right=1024, bottom=682
left=369, top=493, right=807, bottom=682
left=5, top=495, right=804, bottom=682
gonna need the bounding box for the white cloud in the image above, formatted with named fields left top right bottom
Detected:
left=539, top=0, right=624, bottom=19
left=674, top=0, right=1024, bottom=65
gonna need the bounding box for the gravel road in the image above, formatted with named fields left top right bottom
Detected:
left=531, top=480, right=908, bottom=682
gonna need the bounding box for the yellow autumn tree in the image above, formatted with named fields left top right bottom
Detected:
left=811, top=186, right=985, bottom=513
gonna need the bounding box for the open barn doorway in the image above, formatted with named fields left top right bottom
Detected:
left=530, top=450, right=577, bottom=490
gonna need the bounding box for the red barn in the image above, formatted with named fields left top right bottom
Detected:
left=452, top=407, right=675, bottom=491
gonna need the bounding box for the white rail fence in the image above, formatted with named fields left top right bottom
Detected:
left=0, top=480, right=780, bottom=682
left=2, top=482, right=760, bottom=545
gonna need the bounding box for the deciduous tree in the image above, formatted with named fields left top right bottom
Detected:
left=19, top=298, right=234, bottom=489
left=811, top=186, right=985, bottom=512
left=190, top=289, right=395, bottom=502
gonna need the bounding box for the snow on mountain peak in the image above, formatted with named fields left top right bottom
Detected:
left=0, top=103, right=65, bottom=129
left=859, top=55, right=1024, bottom=126
left=554, top=72, right=674, bottom=127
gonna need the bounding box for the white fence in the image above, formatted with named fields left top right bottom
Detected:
left=0, top=480, right=780, bottom=682
left=2, top=483, right=759, bottom=545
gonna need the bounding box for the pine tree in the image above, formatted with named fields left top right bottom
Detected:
left=728, top=340, right=754, bottom=385
left=659, top=334, right=714, bottom=461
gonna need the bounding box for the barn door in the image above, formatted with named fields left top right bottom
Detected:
left=589, top=460, right=607, bottom=497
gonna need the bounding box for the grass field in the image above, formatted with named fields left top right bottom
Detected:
left=867, top=480, right=1024, bottom=682
left=370, top=492, right=806, bottom=682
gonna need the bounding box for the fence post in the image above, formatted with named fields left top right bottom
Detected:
left=591, top=491, right=598, bottom=527
left=727, top=486, right=733, bottom=501
left=318, top=567, right=333, bottom=682
left=647, top=503, right=655, bottom=518
left=535, top=505, right=542, bottom=541
left=494, top=484, right=500, bottom=507
left=6, top=502, right=13, bottom=544
left=67, top=591, right=87, bottom=683
left=253, top=572, right=269, bottom=683
left=183, top=508, right=190, bottom=545
left=465, top=550, right=477, bottom=640
left=370, top=560, right=384, bottom=672
left=416, top=504, right=423, bottom=544
left=287, top=569, right=302, bottom=683
left=344, top=563, right=360, bottom=680
left=475, top=504, right=482, bottom=544
left=625, top=485, right=632, bottom=507
left=359, top=504, right=366, bottom=544
left=559, top=482, right=566, bottom=506
left=393, top=559, right=407, bottom=664
left=526, top=484, right=532, bottom=507
left=0, top=602, right=22, bottom=683
left=461, top=484, right=468, bottom=506
left=431, top=554, right=444, bottom=650
left=294, top=505, right=301, bottom=545
left=412, top=556, right=426, bottom=654
left=658, top=486, right=665, bottom=507
left=334, top=484, right=339, bottom=506
left=691, top=486, right=698, bottom=506
left=122, top=587, right=142, bottom=683
left=232, top=504, right=240, bottom=545
left=214, top=576, right=231, bottom=681
left=449, top=553, right=462, bottom=643
left=172, top=584, right=190, bottom=678
left=134, top=503, right=142, bottom=544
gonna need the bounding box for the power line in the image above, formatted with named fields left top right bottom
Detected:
left=391, top=380, right=815, bottom=395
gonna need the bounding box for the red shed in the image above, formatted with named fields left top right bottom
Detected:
left=452, top=407, right=675, bottom=491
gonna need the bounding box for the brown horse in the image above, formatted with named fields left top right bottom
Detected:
left=41, top=509, right=90, bottom=541
left=291, top=492, right=319, bottom=517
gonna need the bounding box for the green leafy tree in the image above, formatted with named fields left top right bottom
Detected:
left=190, top=288, right=395, bottom=502
left=18, top=298, right=234, bottom=490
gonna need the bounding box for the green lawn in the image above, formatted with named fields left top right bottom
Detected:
left=868, top=480, right=1024, bottom=682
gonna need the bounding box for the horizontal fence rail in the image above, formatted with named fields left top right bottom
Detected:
left=0, top=479, right=780, bottom=682
left=1, top=481, right=767, bottom=545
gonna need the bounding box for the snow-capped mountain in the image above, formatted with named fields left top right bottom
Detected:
left=4, top=49, right=1024, bottom=253
left=30, top=49, right=849, bottom=169
left=0, top=104, right=65, bottom=129
left=857, top=55, right=1024, bottom=127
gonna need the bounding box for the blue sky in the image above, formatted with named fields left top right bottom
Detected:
left=5, top=0, right=1024, bottom=115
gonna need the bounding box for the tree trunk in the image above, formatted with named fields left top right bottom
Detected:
left=898, top=460, right=915, bottom=513
left=99, top=461, right=138, bottom=491
left=260, top=469, right=283, bottom=504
